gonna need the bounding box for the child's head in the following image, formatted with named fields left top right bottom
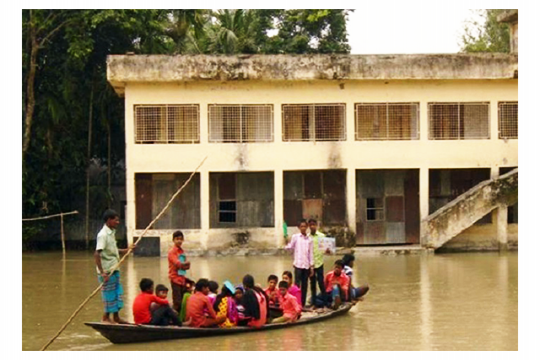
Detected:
left=185, top=279, right=195, bottom=293
left=298, top=219, right=308, bottom=235
left=267, top=274, right=278, bottom=289
left=278, top=280, right=289, bottom=297
left=308, top=218, right=318, bottom=234
left=195, top=278, right=210, bottom=295
left=222, top=280, right=235, bottom=297
left=333, top=260, right=344, bottom=276
left=342, top=254, right=355, bottom=268
left=282, top=270, right=293, bottom=286
left=208, top=280, right=219, bottom=294
left=155, top=284, right=169, bottom=299
left=242, top=274, right=255, bottom=289
left=139, top=278, right=154, bottom=293
left=234, top=286, right=244, bottom=302
left=172, top=230, right=184, bottom=248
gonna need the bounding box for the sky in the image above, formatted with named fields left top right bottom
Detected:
left=347, top=8, right=484, bottom=54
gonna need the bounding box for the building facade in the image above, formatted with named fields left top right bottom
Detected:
left=107, top=53, right=518, bottom=255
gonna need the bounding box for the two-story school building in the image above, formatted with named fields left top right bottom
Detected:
left=107, top=52, right=518, bottom=255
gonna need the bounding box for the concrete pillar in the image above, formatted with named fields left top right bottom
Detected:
left=490, top=101, right=499, bottom=141
left=419, top=101, right=429, bottom=141
left=274, top=169, right=284, bottom=247
left=200, top=170, right=210, bottom=250
left=346, top=168, right=357, bottom=234
left=497, top=204, right=509, bottom=252
left=419, top=167, right=430, bottom=246
left=126, top=170, right=135, bottom=246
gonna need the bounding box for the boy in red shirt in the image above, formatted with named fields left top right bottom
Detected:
left=271, top=281, right=302, bottom=323
left=314, top=260, right=350, bottom=310
left=132, top=278, right=181, bottom=326
left=168, top=230, right=191, bottom=313
left=264, top=274, right=280, bottom=307
left=185, top=278, right=226, bottom=328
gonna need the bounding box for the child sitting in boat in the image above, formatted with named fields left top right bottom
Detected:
left=185, top=278, right=226, bottom=328
left=241, top=274, right=269, bottom=327
left=264, top=274, right=280, bottom=306
left=179, top=279, right=195, bottom=322
left=282, top=271, right=302, bottom=305
left=341, top=254, right=370, bottom=302
left=207, top=280, right=219, bottom=306
left=213, top=280, right=238, bottom=328
left=271, top=281, right=302, bottom=323
left=132, top=278, right=182, bottom=326
left=234, top=285, right=248, bottom=325
left=314, top=260, right=350, bottom=310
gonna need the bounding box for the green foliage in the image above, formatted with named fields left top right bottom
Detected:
left=22, top=9, right=352, bottom=244
left=461, top=9, right=512, bottom=53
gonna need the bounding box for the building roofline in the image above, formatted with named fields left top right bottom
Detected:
left=497, top=10, right=518, bottom=24
left=107, top=54, right=518, bottom=96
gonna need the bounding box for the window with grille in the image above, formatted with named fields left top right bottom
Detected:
left=208, top=104, right=273, bottom=143
left=134, top=105, right=199, bottom=144
left=355, top=103, right=419, bottom=140
left=282, top=104, right=346, bottom=141
left=428, top=102, right=490, bottom=140
left=366, top=198, right=384, bottom=221
left=498, top=102, right=518, bottom=139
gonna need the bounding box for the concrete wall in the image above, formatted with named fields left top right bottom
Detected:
left=122, top=79, right=517, bottom=254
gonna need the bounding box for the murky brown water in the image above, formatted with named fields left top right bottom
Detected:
left=22, top=251, right=517, bottom=351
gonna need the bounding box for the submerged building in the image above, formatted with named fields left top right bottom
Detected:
left=107, top=49, right=518, bottom=255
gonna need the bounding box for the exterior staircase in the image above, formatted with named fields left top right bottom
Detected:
left=422, top=168, right=518, bottom=249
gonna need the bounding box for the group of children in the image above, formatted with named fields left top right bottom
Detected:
left=131, top=221, right=369, bottom=328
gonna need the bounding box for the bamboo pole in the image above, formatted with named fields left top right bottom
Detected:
left=22, top=210, right=78, bottom=222
left=60, top=214, right=65, bottom=257
left=40, top=156, right=208, bottom=351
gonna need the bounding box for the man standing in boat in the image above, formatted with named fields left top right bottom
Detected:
left=94, top=209, right=135, bottom=324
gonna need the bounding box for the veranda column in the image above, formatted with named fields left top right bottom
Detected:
left=274, top=169, right=284, bottom=247
left=200, top=170, right=210, bottom=250
left=419, top=167, right=430, bottom=247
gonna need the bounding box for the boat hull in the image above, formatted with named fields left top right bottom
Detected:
left=85, top=303, right=354, bottom=344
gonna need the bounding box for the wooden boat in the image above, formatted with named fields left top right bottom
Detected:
left=85, top=302, right=354, bottom=344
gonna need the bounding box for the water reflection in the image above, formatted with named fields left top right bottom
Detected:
left=22, top=252, right=518, bottom=351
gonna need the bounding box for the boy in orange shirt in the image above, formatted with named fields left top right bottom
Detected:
left=271, top=281, right=302, bottom=323
left=168, top=230, right=191, bottom=313
left=314, top=260, right=350, bottom=310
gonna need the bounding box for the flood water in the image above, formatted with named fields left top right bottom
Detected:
left=22, top=251, right=518, bottom=351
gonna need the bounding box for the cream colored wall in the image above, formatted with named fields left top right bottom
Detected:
left=123, top=79, right=517, bottom=252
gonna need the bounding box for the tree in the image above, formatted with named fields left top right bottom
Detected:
left=460, top=9, right=512, bottom=53
left=22, top=9, right=353, bottom=247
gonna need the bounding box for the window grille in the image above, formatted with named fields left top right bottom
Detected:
left=355, top=103, right=419, bottom=140
left=208, top=104, right=273, bottom=143
left=134, top=105, right=199, bottom=144
left=282, top=104, right=346, bottom=141
left=498, top=102, right=518, bottom=139
left=428, top=102, right=489, bottom=140
left=366, top=198, right=384, bottom=221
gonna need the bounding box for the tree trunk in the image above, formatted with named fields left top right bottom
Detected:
left=23, top=33, right=39, bottom=162
left=85, top=75, right=95, bottom=250
left=107, top=120, right=111, bottom=207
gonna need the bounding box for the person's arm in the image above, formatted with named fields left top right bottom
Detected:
left=309, top=241, right=314, bottom=277
left=284, top=235, right=296, bottom=249
left=152, top=295, right=169, bottom=306
left=168, top=250, right=182, bottom=269
left=119, top=243, right=137, bottom=255
left=93, top=250, right=109, bottom=282
left=205, top=297, right=218, bottom=319
left=94, top=233, right=110, bottom=282
left=341, top=276, right=349, bottom=301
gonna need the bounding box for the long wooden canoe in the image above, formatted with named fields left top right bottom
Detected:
left=85, top=303, right=354, bottom=344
